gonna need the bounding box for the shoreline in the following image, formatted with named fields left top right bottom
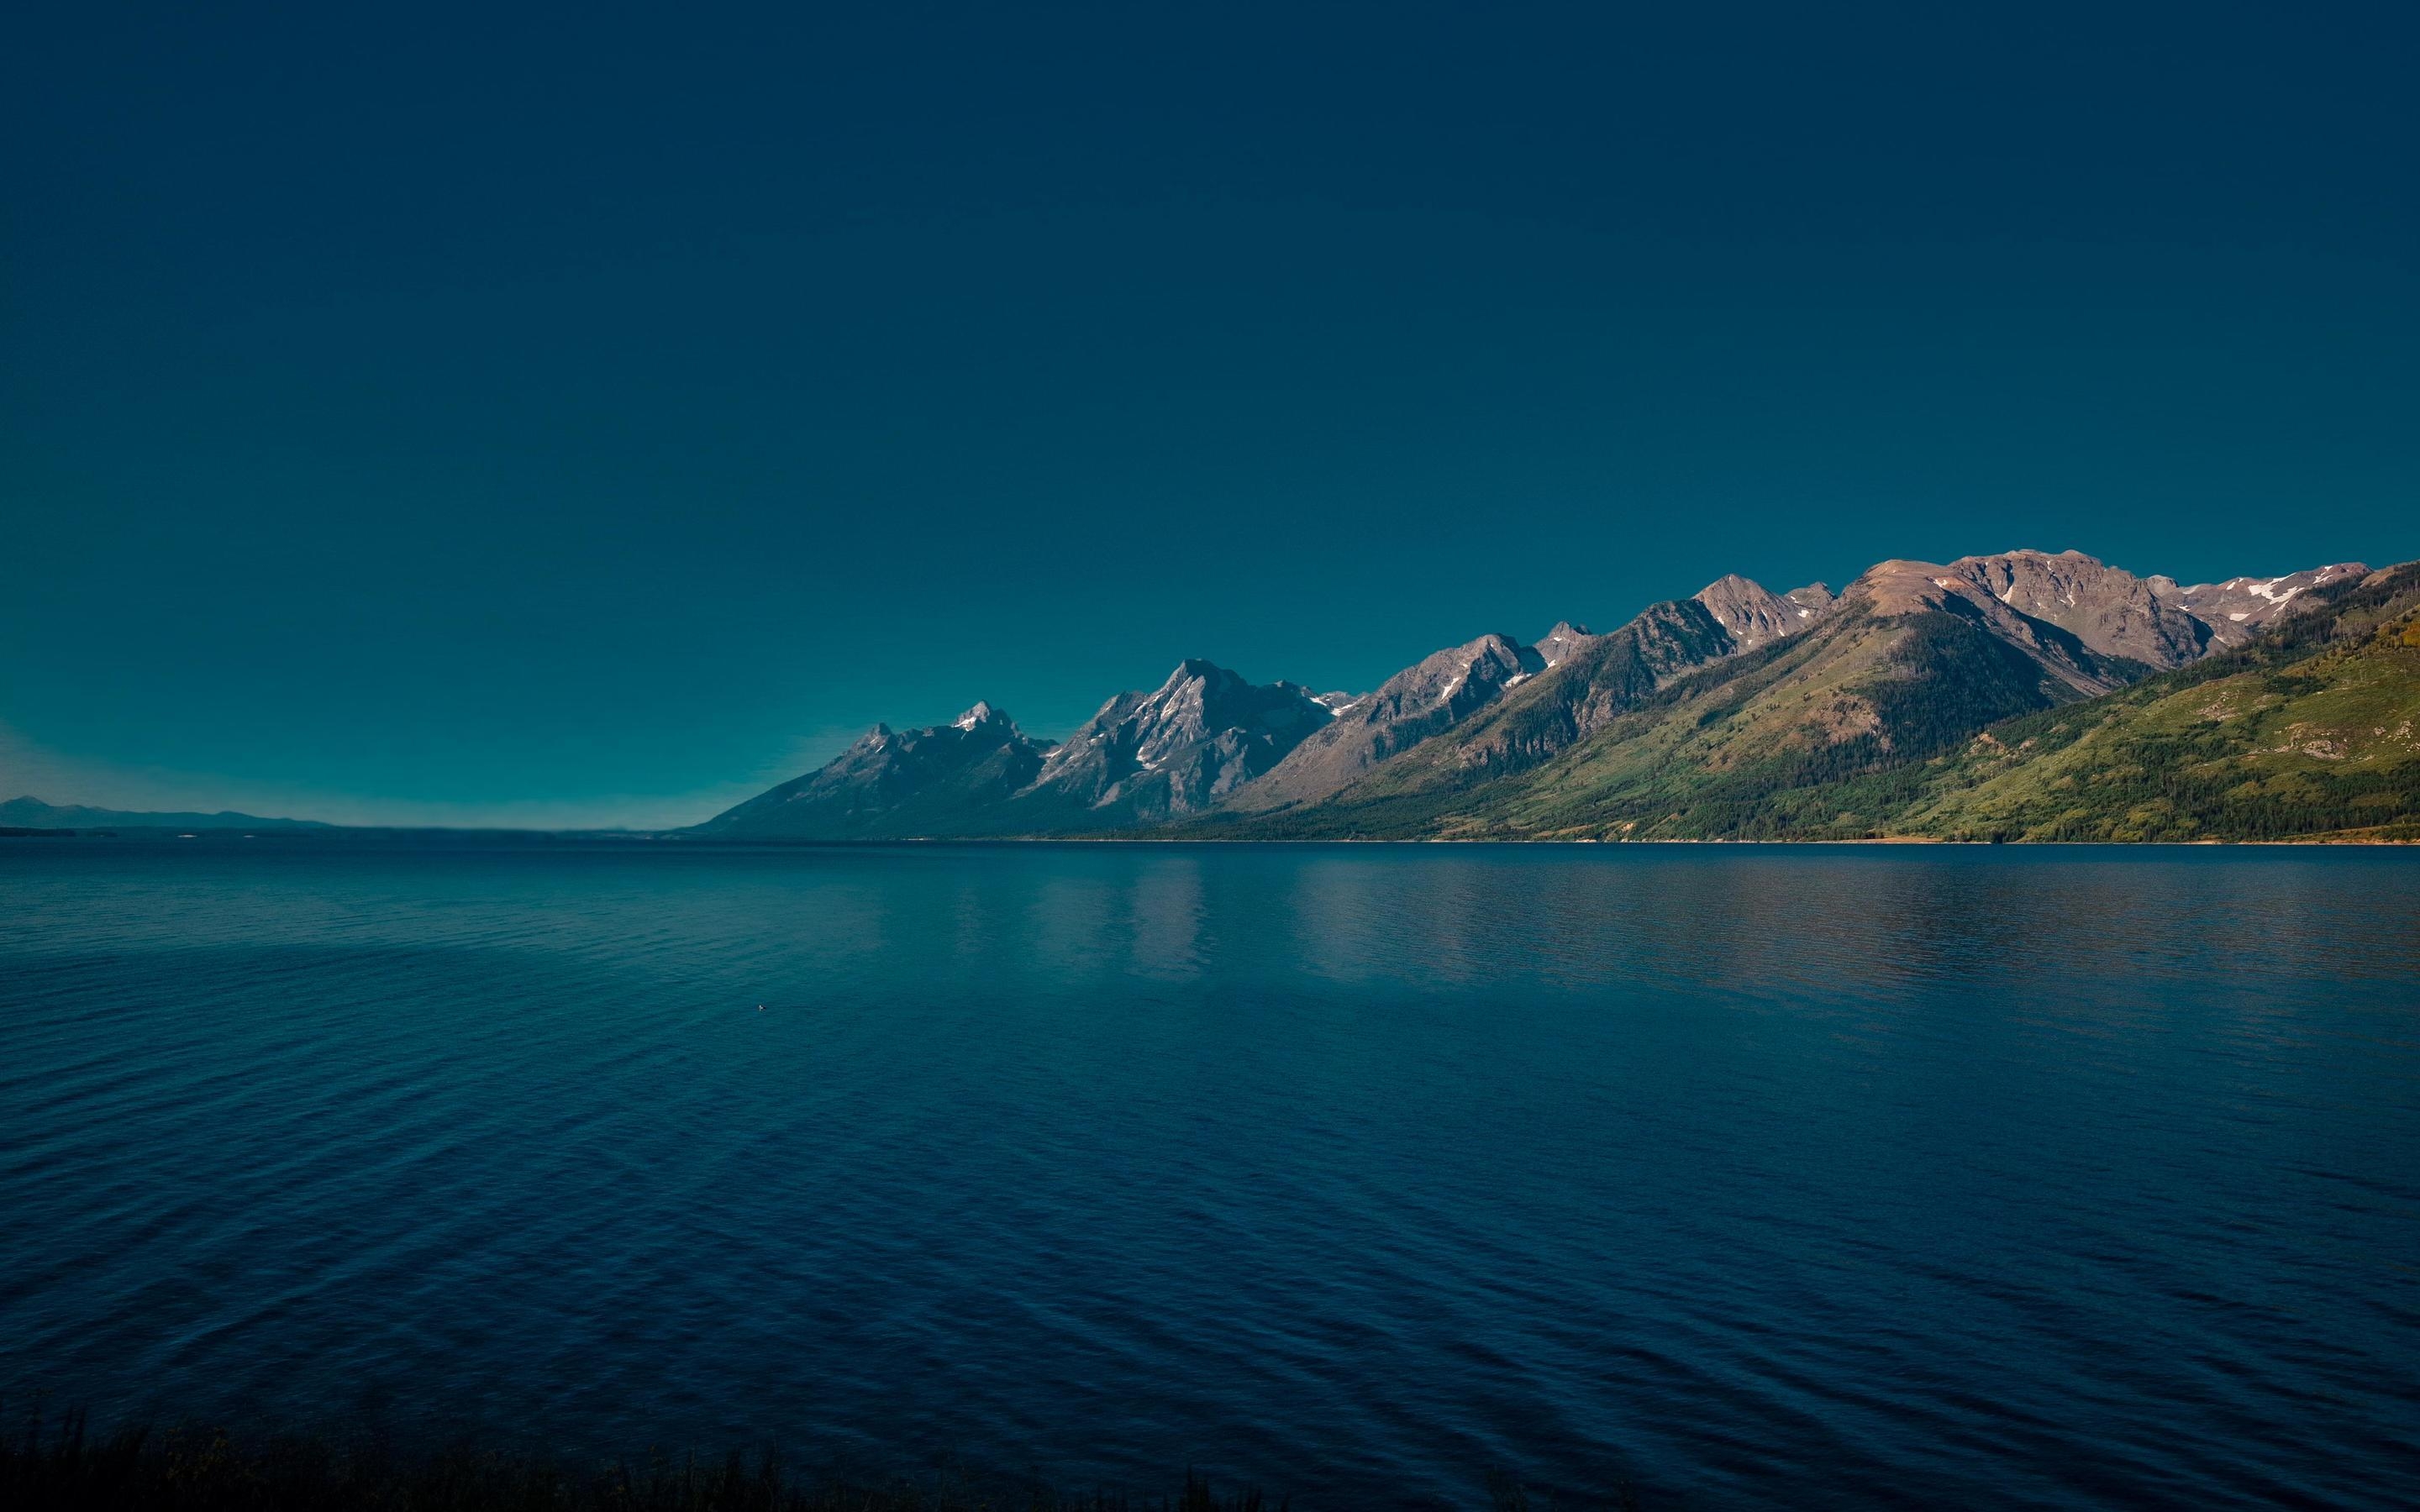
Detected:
left=8, top=830, right=2414, bottom=848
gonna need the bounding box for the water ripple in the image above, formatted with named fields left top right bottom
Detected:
left=2, top=841, right=2417, bottom=1509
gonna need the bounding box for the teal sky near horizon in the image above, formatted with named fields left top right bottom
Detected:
left=6, top=3, right=2417, bottom=827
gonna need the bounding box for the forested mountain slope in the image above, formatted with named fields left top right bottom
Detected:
left=1202, top=560, right=2418, bottom=843
left=1901, top=562, right=2420, bottom=842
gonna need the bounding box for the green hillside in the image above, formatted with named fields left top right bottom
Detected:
left=1206, top=598, right=2135, bottom=841
left=1202, top=562, right=2420, bottom=844
left=1900, top=564, right=2420, bottom=843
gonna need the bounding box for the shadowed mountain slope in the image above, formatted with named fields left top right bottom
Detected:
left=694, top=702, right=1053, bottom=839
left=1223, top=633, right=1543, bottom=813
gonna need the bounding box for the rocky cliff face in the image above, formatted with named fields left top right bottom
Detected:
left=1228, top=633, right=1544, bottom=811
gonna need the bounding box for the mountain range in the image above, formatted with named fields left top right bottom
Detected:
left=697, top=549, right=2418, bottom=843
left=0, top=797, right=334, bottom=832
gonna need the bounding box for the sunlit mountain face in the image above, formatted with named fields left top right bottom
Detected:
left=695, top=551, right=2419, bottom=844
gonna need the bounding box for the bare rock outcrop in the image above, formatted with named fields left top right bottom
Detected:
left=1229, top=634, right=1544, bottom=811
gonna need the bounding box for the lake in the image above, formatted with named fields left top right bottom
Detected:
left=3, top=841, right=2415, bottom=1508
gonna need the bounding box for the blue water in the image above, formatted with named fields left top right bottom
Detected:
left=3, top=842, right=2416, bottom=1508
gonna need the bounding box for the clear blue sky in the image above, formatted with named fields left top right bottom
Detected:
left=6, top=3, right=2416, bottom=826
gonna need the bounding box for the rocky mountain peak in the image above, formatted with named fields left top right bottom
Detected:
left=1536, top=622, right=1597, bottom=669
left=2159, top=562, right=2370, bottom=648
left=1940, top=549, right=2214, bottom=668
left=1223, top=633, right=1550, bottom=813
left=1693, top=575, right=1810, bottom=652
left=1160, top=658, right=1245, bottom=693
left=694, top=706, right=1050, bottom=841
left=1839, top=559, right=2131, bottom=694
left=1384, top=633, right=1541, bottom=717
left=1023, top=660, right=1331, bottom=822
left=1844, top=559, right=1948, bottom=612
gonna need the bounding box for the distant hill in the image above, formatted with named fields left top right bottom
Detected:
left=693, top=546, right=2416, bottom=843
left=0, top=796, right=334, bottom=832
